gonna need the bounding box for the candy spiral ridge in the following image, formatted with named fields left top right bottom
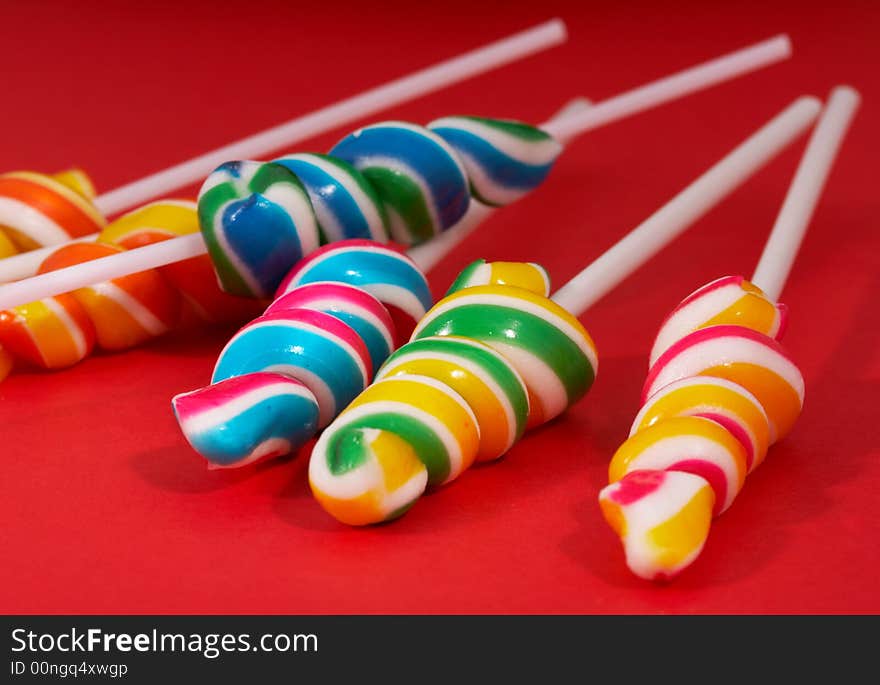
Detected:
left=199, top=115, right=559, bottom=299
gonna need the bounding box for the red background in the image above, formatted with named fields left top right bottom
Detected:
left=1, top=0, right=878, bottom=614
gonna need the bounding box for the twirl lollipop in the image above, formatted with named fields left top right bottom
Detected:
left=307, top=97, right=821, bottom=526
left=599, top=86, right=860, bottom=581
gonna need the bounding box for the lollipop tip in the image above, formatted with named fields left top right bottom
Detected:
left=830, top=84, right=862, bottom=106
left=546, top=17, right=568, bottom=41
left=776, top=33, right=793, bottom=58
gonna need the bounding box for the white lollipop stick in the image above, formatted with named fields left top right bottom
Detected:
left=0, top=34, right=791, bottom=285
left=92, top=19, right=567, bottom=218
left=0, top=37, right=796, bottom=309
left=543, top=34, right=791, bottom=141
left=552, top=96, right=822, bottom=316
left=751, top=86, right=861, bottom=301
left=0, top=233, right=102, bottom=283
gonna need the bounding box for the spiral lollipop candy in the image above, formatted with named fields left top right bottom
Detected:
left=38, top=242, right=180, bottom=352
left=310, top=261, right=596, bottom=524
left=97, top=200, right=262, bottom=323
left=0, top=109, right=552, bottom=384
left=328, top=122, right=472, bottom=245
left=610, top=416, right=748, bottom=515
left=174, top=307, right=370, bottom=468
left=174, top=373, right=320, bottom=469
left=0, top=225, right=182, bottom=368
left=600, top=331, right=799, bottom=581
left=172, top=240, right=430, bottom=468
left=600, top=86, right=860, bottom=582
left=310, top=374, right=482, bottom=525
left=0, top=21, right=570, bottom=381
left=0, top=39, right=798, bottom=389
left=0, top=292, right=95, bottom=373
left=601, top=322, right=804, bottom=581
left=197, top=160, right=321, bottom=299
left=428, top=116, right=563, bottom=206
left=198, top=111, right=563, bottom=304
left=308, top=97, right=824, bottom=526
left=215, top=307, right=372, bottom=423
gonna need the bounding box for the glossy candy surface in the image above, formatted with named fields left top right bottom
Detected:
left=310, top=374, right=481, bottom=525
left=197, top=160, right=320, bottom=298
left=643, top=324, right=804, bottom=443
left=413, top=284, right=597, bottom=426
left=0, top=169, right=105, bottom=253
left=602, top=277, right=805, bottom=582
left=212, top=308, right=371, bottom=427
left=274, top=153, right=388, bottom=243
left=609, top=416, right=748, bottom=515
left=650, top=275, right=788, bottom=365
left=195, top=114, right=559, bottom=302
left=428, top=116, right=562, bottom=206
left=278, top=239, right=432, bottom=345
left=173, top=240, right=430, bottom=469
left=377, top=335, right=529, bottom=462
left=329, top=122, right=471, bottom=245
left=446, top=258, right=550, bottom=296
left=266, top=282, right=395, bottom=376
left=599, top=469, right=716, bottom=581
left=172, top=372, right=319, bottom=469
left=633, top=376, right=770, bottom=472
left=38, top=242, right=179, bottom=351
left=99, top=199, right=260, bottom=323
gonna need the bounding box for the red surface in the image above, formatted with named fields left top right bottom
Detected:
left=1, top=0, right=878, bottom=614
